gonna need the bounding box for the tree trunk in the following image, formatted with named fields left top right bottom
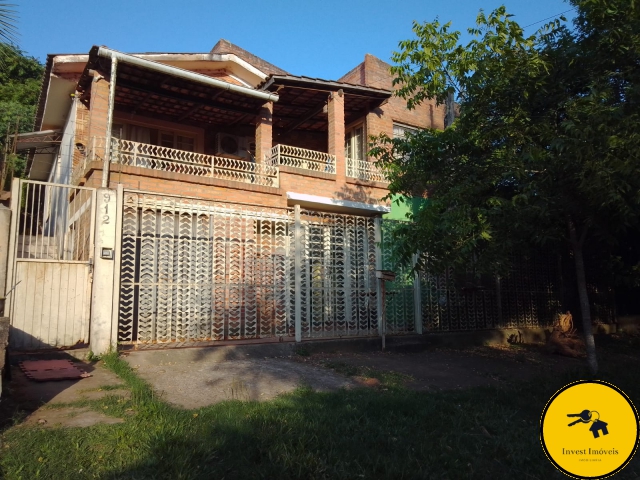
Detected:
left=569, top=221, right=598, bottom=375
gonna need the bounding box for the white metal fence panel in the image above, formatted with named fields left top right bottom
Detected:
left=7, top=180, right=95, bottom=349
left=380, top=220, right=417, bottom=334
left=118, top=192, right=292, bottom=344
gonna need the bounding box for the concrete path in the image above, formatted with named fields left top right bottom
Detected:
left=123, top=347, right=355, bottom=409
left=4, top=357, right=128, bottom=428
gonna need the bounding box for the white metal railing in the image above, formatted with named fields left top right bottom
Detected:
left=106, top=138, right=279, bottom=188
left=265, top=144, right=336, bottom=174
left=346, top=157, right=388, bottom=183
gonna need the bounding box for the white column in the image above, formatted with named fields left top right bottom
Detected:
left=90, top=188, right=118, bottom=354
left=294, top=204, right=302, bottom=342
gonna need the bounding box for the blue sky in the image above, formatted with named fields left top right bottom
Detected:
left=18, top=0, right=574, bottom=79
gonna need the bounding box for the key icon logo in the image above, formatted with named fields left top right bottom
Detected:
left=567, top=410, right=609, bottom=438
left=566, top=410, right=609, bottom=438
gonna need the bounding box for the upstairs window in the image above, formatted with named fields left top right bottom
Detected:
left=393, top=122, right=418, bottom=139
left=160, top=131, right=195, bottom=152
left=345, top=124, right=365, bottom=161
left=393, top=123, right=418, bottom=162
left=110, top=123, right=197, bottom=152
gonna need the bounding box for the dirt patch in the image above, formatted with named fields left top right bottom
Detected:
left=297, top=344, right=584, bottom=391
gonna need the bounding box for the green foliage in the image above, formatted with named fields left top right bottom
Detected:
left=0, top=44, right=44, bottom=134
left=372, top=1, right=640, bottom=280
left=0, top=44, right=44, bottom=182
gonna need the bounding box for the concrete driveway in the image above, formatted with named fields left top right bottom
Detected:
left=123, top=346, right=355, bottom=409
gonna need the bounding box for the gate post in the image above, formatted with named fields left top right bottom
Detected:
left=294, top=204, right=302, bottom=342
left=4, top=178, right=20, bottom=318
left=90, top=188, right=118, bottom=355
left=374, top=218, right=383, bottom=334
left=0, top=202, right=12, bottom=316
left=413, top=254, right=423, bottom=334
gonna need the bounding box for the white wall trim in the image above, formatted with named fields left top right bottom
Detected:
left=286, top=192, right=390, bottom=214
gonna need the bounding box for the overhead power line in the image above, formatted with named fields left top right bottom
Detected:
left=523, top=7, right=577, bottom=29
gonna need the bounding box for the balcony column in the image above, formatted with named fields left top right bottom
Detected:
left=86, top=66, right=114, bottom=187
left=327, top=89, right=345, bottom=183
left=86, top=71, right=110, bottom=143
left=255, top=101, right=273, bottom=164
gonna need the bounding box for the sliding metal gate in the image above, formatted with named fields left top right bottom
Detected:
left=117, top=192, right=292, bottom=344
left=6, top=179, right=96, bottom=349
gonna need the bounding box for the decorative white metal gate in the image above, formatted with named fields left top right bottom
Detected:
left=117, top=192, right=292, bottom=344
left=116, top=193, right=382, bottom=346
left=295, top=209, right=379, bottom=338
left=6, top=179, right=96, bottom=349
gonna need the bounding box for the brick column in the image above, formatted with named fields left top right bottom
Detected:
left=87, top=72, right=110, bottom=141
left=255, top=101, right=273, bottom=164
left=86, top=72, right=111, bottom=175
left=327, top=89, right=345, bottom=183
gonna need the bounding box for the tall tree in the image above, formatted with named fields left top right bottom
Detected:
left=372, top=1, right=640, bottom=374
left=0, top=43, right=44, bottom=181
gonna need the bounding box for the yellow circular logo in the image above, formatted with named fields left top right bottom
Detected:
left=541, top=380, right=639, bottom=479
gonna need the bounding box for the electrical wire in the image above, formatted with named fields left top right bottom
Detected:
left=523, top=7, right=577, bottom=29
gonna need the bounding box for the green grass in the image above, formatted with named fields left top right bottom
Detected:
left=1, top=342, right=640, bottom=480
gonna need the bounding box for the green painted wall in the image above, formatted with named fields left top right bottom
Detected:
left=383, top=195, right=428, bottom=221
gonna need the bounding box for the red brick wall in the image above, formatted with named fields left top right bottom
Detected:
left=340, top=62, right=365, bottom=85
left=87, top=72, right=110, bottom=142
left=73, top=100, right=89, bottom=170
left=340, top=54, right=447, bottom=135
left=255, top=102, right=273, bottom=164
left=210, top=39, right=287, bottom=75
left=82, top=163, right=389, bottom=211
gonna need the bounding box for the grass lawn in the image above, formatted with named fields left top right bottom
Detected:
left=1, top=336, right=639, bottom=479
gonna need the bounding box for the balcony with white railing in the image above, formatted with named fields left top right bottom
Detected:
left=346, top=157, right=388, bottom=183
left=265, top=144, right=336, bottom=174
left=80, top=137, right=280, bottom=188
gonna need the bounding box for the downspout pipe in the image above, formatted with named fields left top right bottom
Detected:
left=96, top=46, right=280, bottom=103
left=102, top=55, right=117, bottom=188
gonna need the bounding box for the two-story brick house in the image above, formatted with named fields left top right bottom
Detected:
left=7, top=40, right=449, bottom=353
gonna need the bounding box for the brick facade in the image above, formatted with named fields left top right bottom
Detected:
left=63, top=43, right=452, bottom=214
left=339, top=53, right=447, bottom=134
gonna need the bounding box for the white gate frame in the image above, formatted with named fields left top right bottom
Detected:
left=5, top=178, right=97, bottom=349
